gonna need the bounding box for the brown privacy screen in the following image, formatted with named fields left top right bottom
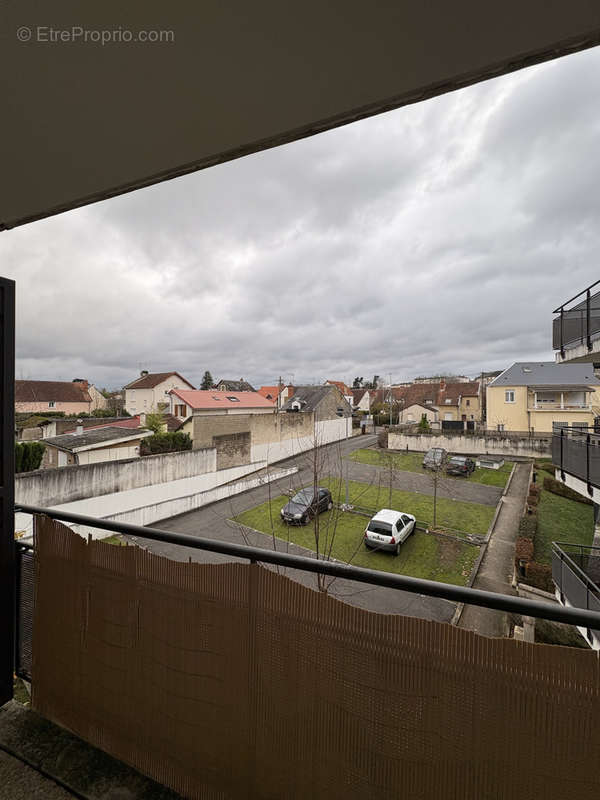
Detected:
left=33, top=517, right=600, bottom=800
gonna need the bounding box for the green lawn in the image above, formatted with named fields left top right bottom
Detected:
left=349, top=448, right=513, bottom=488
left=234, top=494, right=479, bottom=586
left=101, top=535, right=126, bottom=546
left=535, top=489, right=594, bottom=565
left=323, top=477, right=494, bottom=536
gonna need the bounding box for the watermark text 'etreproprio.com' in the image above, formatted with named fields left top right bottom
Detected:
left=16, top=26, right=175, bottom=45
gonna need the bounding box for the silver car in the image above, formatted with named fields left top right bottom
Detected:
left=364, top=508, right=416, bottom=556
left=422, top=447, right=447, bottom=469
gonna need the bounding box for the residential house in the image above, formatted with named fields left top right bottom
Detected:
left=283, top=384, right=353, bottom=419
left=42, top=425, right=153, bottom=468
left=413, top=374, right=472, bottom=384
left=214, top=378, right=256, bottom=392
left=169, top=389, right=274, bottom=421
left=402, top=402, right=439, bottom=426
left=257, top=384, right=293, bottom=408
left=15, top=379, right=107, bottom=415
left=40, top=416, right=142, bottom=439
left=124, top=371, right=195, bottom=415
left=325, top=380, right=354, bottom=408
left=351, top=388, right=371, bottom=413
left=372, top=380, right=481, bottom=424
left=183, top=384, right=351, bottom=469
left=486, top=362, right=600, bottom=433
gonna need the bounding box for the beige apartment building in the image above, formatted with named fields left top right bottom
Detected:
left=486, top=362, right=600, bottom=433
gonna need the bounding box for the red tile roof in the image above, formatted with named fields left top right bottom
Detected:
left=124, top=372, right=194, bottom=390
left=258, top=385, right=284, bottom=399
left=326, top=380, right=352, bottom=396
left=15, top=380, right=92, bottom=403
left=170, top=389, right=275, bottom=410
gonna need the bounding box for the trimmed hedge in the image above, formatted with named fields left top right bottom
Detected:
left=140, top=431, right=192, bottom=455
left=543, top=476, right=593, bottom=506
left=15, top=441, right=45, bottom=473
left=515, top=537, right=534, bottom=563
left=525, top=562, right=554, bottom=594
left=518, top=516, right=537, bottom=540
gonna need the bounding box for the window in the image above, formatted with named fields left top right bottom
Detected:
left=425, top=399, right=432, bottom=404
left=48, top=401, right=55, bottom=408
left=505, top=391, right=515, bottom=403
left=497, top=424, right=505, bottom=432
left=466, top=399, right=470, bottom=406
left=445, top=399, right=451, bottom=405
left=552, top=422, right=568, bottom=432
left=572, top=422, right=588, bottom=429
left=226, top=396, right=240, bottom=402
left=444, top=413, right=452, bottom=421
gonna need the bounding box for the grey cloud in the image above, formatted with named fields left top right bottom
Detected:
left=3, top=47, right=600, bottom=389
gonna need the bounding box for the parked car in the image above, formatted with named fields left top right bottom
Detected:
left=364, top=508, right=416, bottom=555
left=422, top=447, right=447, bottom=469
left=446, top=455, right=476, bottom=477
left=280, top=487, right=333, bottom=525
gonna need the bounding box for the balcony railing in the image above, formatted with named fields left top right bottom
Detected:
left=528, top=403, right=591, bottom=411
left=552, top=279, right=600, bottom=354
left=552, top=542, right=600, bottom=646
left=552, top=426, right=600, bottom=494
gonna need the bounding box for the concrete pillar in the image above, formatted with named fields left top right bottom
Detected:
left=522, top=616, right=535, bottom=643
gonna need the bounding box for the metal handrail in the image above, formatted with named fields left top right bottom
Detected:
left=553, top=280, right=600, bottom=354
left=552, top=279, right=600, bottom=314
left=16, top=502, right=600, bottom=631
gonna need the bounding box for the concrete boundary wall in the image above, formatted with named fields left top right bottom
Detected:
left=251, top=417, right=351, bottom=464
left=388, top=432, right=551, bottom=458
left=70, top=466, right=298, bottom=537
left=18, top=461, right=297, bottom=542
left=15, top=447, right=217, bottom=507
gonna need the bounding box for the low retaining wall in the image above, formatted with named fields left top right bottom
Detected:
left=388, top=432, right=551, bottom=458
left=16, top=447, right=217, bottom=507
left=18, top=462, right=297, bottom=542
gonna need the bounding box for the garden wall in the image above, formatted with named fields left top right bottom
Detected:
left=388, top=431, right=551, bottom=458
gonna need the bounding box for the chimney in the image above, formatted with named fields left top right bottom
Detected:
left=76, top=419, right=83, bottom=435
left=72, top=378, right=89, bottom=390
left=440, top=378, right=446, bottom=391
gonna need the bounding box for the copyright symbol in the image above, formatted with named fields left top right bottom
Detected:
left=17, top=26, right=32, bottom=42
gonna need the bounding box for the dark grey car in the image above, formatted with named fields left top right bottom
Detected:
left=280, top=487, right=333, bottom=525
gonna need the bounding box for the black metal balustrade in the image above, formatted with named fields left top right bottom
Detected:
left=553, top=279, right=600, bottom=355
left=552, top=426, right=600, bottom=494
left=552, top=542, right=600, bottom=646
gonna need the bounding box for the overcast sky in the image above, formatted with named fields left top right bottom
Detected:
left=2, top=46, right=600, bottom=391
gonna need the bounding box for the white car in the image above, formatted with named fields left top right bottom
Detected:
left=364, top=509, right=416, bottom=555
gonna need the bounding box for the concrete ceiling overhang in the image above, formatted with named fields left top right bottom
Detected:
left=3, top=1, right=600, bottom=230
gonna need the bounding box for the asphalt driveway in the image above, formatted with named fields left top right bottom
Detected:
left=125, top=434, right=457, bottom=623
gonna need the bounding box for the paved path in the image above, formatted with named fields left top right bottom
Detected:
left=458, top=462, right=531, bottom=637
left=126, top=434, right=456, bottom=623
left=344, top=455, right=502, bottom=507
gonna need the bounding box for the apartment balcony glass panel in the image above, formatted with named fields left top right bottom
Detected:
left=552, top=281, right=600, bottom=352
left=552, top=427, right=600, bottom=490
left=552, top=543, right=600, bottom=647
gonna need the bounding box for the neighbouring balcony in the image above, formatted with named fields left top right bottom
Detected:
left=552, top=426, right=600, bottom=493
left=528, top=389, right=592, bottom=411
left=528, top=402, right=592, bottom=411
left=552, top=542, right=600, bottom=649
left=553, top=280, right=600, bottom=363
